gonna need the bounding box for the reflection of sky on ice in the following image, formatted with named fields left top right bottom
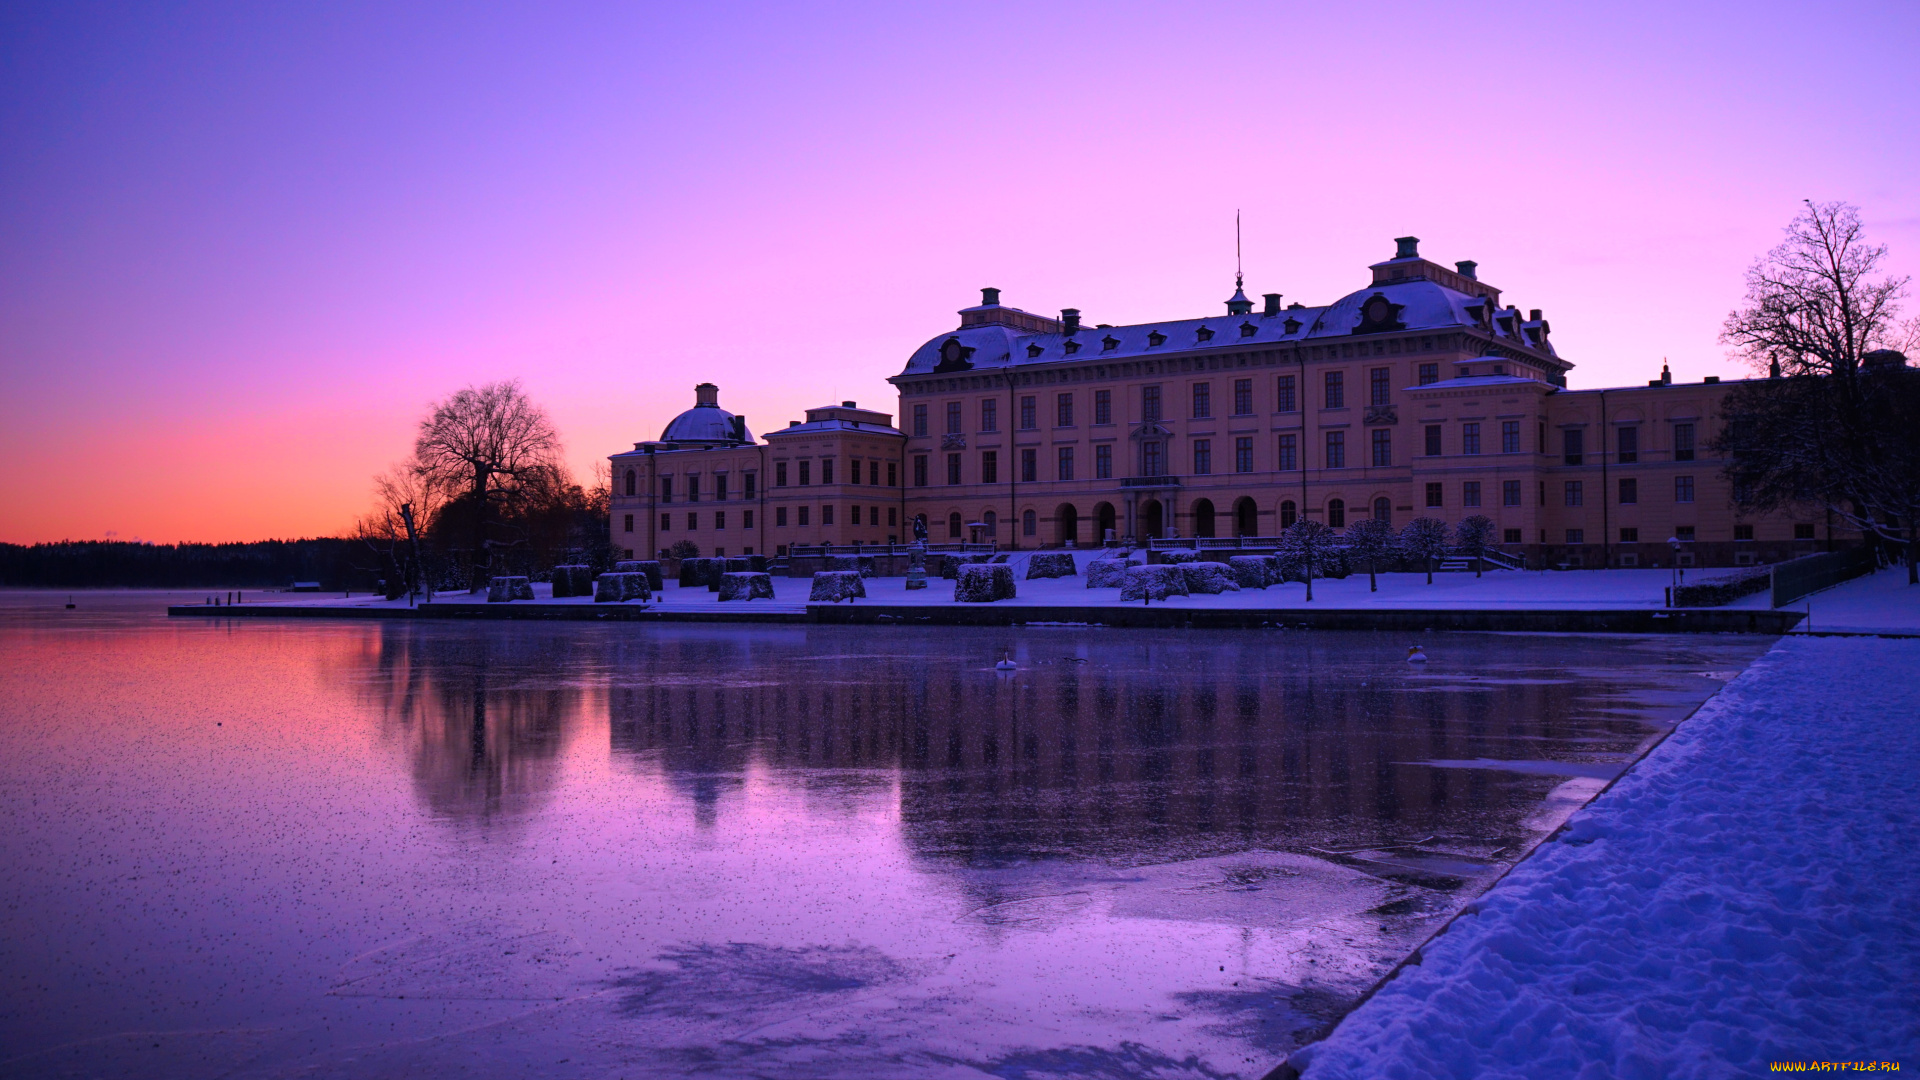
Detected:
left=0, top=593, right=1771, bottom=1078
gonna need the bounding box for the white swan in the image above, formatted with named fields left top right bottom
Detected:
left=995, top=652, right=1018, bottom=672
left=1406, top=645, right=1428, bottom=664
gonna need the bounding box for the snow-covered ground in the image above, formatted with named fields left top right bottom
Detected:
left=1289, top=634, right=1920, bottom=1078
left=1775, top=566, right=1920, bottom=634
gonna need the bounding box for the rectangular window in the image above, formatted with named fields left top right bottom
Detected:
left=1328, top=500, right=1345, bottom=528
left=1324, top=371, right=1345, bottom=409
left=1142, top=441, right=1164, bottom=476
left=1233, top=378, right=1253, bottom=415
left=1192, top=439, right=1212, bottom=475
left=623, top=513, right=634, bottom=533
left=945, top=401, right=962, bottom=435
left=888, top=507, right=897, bottom=526
left=1094, top=389, right=1112, bottom=425
left=1734, top=524, right=1754, bottom=541
left=1021, top=448, right=1037, bottom=482
left=1370, top=367, right=1391, bottom=407
left=1566, top=528, right=1585, bottom=544
left=1234, top=436, right=1253, bottom=473
left=1675, top=525, right=1695, bottom=541
left=1564, top=480, right=1583, bottom=506
left=1056, top=393, right=1073, bottom=427
left=1192, top=382, right=1212, bottom=419
left=1504, top=528, right=1523, bottom=543
left=1675, top=475, right=1695, bottom=503
left=1275, top=375, right=1296, bottom=412
left=1020, top=396, right=1037, bottom=430
left=716, top=475, right=729, bottom=500
left=1418, top=362, right=1439, bottom=385
left=1057, top=446, right=1074, bottom=480
left=714, top=511, right=727, bottom=530
left=912, top=404, right=927, bottom=437
left=886, top=462, right=897, bottom=486
left=799, top=506, right=810, bottom=526
left=774, top=463, right=787, bottom=487
left=912, top=455, right=927, bottom=486
left=743, top=509, right=753, bottom=529
left=1540, top=481, right=1547, bottom=505
left=1426, top=482, right=1443, bottom=507
left=1501, top=420, right=1520, bottom=454
left=981, top=398, right=998, bottom=432
left=687, top=512, right=698, bottom=529
left=1371, top=428, right=1391, bottom=467
left=745, top=473, right=757, bottom=498
left=1425, top=425, right=1442, bottom=457
left=660, top=476, right=674, bottom=503
left=1502, top=479, right=1521, bottom=507
left=1619, top=477, right=1637, bottom=504
left=1563, top=428, right=1584, bottom=466
left=1276, top=434, right=1297, bottom=471
left=847, top=461, right=860, bottom=486
left=1674, top=423, right=1695, bottom=461
left=1462, top=481, right=1481, bottom=507
left=799, top=461, right=811, bottom=486
left=1617, top=426, right=1638, bottom=463
left=1462, top=422, right=1481, bottom=455
left=981, top=450, right=998, bottom=484
left=1620, top=527, right=1638, bottom=542
left=869, top=460, right=879, bottom=485
left=946, top=453, right=961, bottom=485
left=1795, top=523, right=1817, bottom=540
left=776, top=506, right=788, bottom=527
left=822, top=505, right=834, bottom=526
left=688, top=476, right=700, bottom=502
left=821, top=459, right=835, bottom=485
left=1326, top=430, right=1346, bottom=469
left=1095, top=443, right=1113, bottom=478
left=660, top=513, right=671, bottom=532
left=1141, top=385, right=1162, bottom=422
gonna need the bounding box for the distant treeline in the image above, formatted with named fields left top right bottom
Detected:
left=0, top=539, right=375, bottom=590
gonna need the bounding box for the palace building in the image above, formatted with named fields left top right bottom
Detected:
left=611, top=238, right=1838, bottom=569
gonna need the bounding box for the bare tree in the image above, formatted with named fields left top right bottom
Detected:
left=412, top=380, right=564, bottom=590
left=1722, top=201, right=1912, bottom=379
left=1344, top=517, right=1397, bottom=592
left=1279, top=519, right=1334, bottom=602
left=1454, top=515, right=1497, bottom=578
left=1400, top=517, right=1450, bottom=584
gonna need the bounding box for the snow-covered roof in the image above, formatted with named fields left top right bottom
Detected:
left=661, top=403, right=752, bottom=444
left=766, top=418, right=903, bottom=437
left=1406, top=373, right=1544, bottom=392
left=896, top=278, right=1558, bottom=378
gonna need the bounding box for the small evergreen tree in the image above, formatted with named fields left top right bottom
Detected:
left=1279, top=519, right=1335, bottom=602
left=1455, top=515, right=1497, bottom=578
left=669, top=539, right=700, bottom=560
left=1344, top=517, right=1397, bottom=592
left=1400, top=517, right=1450, bottom=584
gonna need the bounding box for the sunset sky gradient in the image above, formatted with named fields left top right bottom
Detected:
left=2, top=1, right=1915, bottom=543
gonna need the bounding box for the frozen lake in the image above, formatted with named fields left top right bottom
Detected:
left=0, top=591, right=1770, bottom=1079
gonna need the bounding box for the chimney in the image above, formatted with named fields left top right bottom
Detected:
left=1529, top=309, right=1542, bottom=322
left=1394, top=236, right=1420, bottom=259
left=1455, top=260, right=1477, bottom=279
left=789, top=420, right=801, bottom=427
left=694, top=382, right=719, bottom=407
left=980, top=287, right=1001, bottom=306
left=1061, top=308, right=1082, bottom=334
left=841, top=400, right=857, bottom=407
left=732, top=415, right=747, bottom=441
left=1263, top=293, right=1282, bottom=316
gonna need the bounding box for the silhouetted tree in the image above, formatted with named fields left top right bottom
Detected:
left=1455, top=515, right=1497, bottom=578
left=412, top=380, right=563, bottom=590
left=1400, top=517, right=1449, bottom=584
left=1279, top=519, right=1334, bottom=602
left=1344, top=517, right=1397, bottom=592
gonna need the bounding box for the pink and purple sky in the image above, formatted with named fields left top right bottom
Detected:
left=2, top=1, right=1915, bottom=544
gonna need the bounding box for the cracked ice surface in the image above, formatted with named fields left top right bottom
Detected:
left=0, top=590, right=1774, bottom=1079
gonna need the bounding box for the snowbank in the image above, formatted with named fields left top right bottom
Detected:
left=1292, top=636, right=1920, bottom=1078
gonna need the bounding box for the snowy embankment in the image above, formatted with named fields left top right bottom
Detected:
left=1289, top=635, right=1920, bottom=1079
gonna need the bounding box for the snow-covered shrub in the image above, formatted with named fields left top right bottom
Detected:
left=955, top=563, right=1017, bottom=602
left=1228, top=555, right=1270, bottom=589
left=941, top=553, right=990, bottom=579
left=718, top=571, right=775, bottom=602
left=1181, top=562, right=1241, bottom=594
left=1321, top=548, right=1352, bottom=579
left=809, top=570, right=866, bottom=602
left=593, top=572, right=650, bottom=603
left=1160, top=549, right=1200, bottom=564
left=549, top=565, right=585, bottom=598
left=1026, top=553, right=1077, bottom=579
left=825, top=555, right=860, bottom=572
left=724, top=556, right=753, bottom=574
left=1673, top=568, right=1772, bottom=607
left=680, top=557, right=726, bottom=589
left=615, top=560, right=665, bottom=591
left=1120, top=564, right=1190, bottom=602
left=487, top=576, right=534, bottom=602
left=1085, top=559, right=1130, bottom=589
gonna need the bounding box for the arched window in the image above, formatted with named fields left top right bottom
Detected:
left=625, top=470, right=636, bottom=497
left=1279, top=500, right=1297, bottom=530
left=1022, top=509, right=1037, bottom=536
left=948, top=512, right=962, bottom=538
left=983, top=510, right=998, bottom=537
left=1373, top=496, right=1391, bottom=523
left=1328, top=498, right=1346, bottom=528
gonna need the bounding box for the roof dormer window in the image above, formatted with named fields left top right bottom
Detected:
left=1147, top=331, right=1166, bottom=347
left=1196, top=326, right=1215, bottom=343
left=1027, top=344, right=1044, bottom=358
left=1101, top=335, right=1119, bottom=352
left=1283, top=317, right=1302, bottom=334
left=1064, top=339, right=1081, bottom=355
left=1239, top=322, right=1257, bottom=338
